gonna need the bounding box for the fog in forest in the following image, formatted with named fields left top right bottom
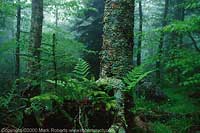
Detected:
left=0, top=0, right=199, bottom=132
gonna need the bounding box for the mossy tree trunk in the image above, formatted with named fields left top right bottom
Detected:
left=100, top=0, right=134, bottom=78
left=100, top=0, right=135, bottom=132
left=27, top=0, right=43, bottom=97
left=23, top=0, right=44, bottom=127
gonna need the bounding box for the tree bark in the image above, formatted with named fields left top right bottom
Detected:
left=170, top=0, right=185, bottom=84
left=137, top=0, right=143, bottom=66
left=100, top=0, right=134, bottom=78
left=53, top=4, right=58, bottom=89
left=172, top=0, right=185, bottom=46
left=27, top=0, right=43, bottom=97
left=15, top=0, right=21, bottom=89
left=23, top=1, right=43, bottom=127
left=100, top=0, right=135, bottom=132
left=55, top=5, right=58, bottom=28
left=188, top=33, right=200, bottom=53
left=156, top=0, right=169, bottom=84
left=52, top=33, right=57, bottom=89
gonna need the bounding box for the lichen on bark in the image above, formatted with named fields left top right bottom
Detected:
left=100, top=0, right=134, bottom=132
left=100, top=0, right=134, bottom=79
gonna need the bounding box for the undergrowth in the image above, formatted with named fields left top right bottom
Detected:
left=135, top=87, right=200, bottom=133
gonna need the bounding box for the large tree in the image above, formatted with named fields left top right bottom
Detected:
left=27, top=0, right=43, bottom=97
left=100, top=0, right=134, bottom=78
left=100, top=0, right=135, bottom=132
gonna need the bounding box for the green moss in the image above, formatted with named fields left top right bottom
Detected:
left=150, top=122, right=172, bottom=133
left=96, top=77, right=125, bottom=90
left=159, top=88, right=200, bottom=114
left=28, top=93, right=64, bottom=114
left=166, top=118, right=192, bottom=133
left=135, top=87, right=199, bottom=132
left=131, top=97, right=159, bottom=114
left=30, top=93, right=64, bottom=104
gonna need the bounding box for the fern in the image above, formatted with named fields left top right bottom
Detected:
left=46, top=79, right=66, bottom=87
left=0, top=87, right=15, bottom=108
left=181, top=73, right=200, bottom=86
left=73, top=58, right=90, bottom=79
left=123, top=66, right=155, bottom=91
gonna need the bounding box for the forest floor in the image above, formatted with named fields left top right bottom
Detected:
left=136, top=87, right=200, bottom=132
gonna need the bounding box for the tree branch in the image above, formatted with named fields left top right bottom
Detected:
left=188, top=33, right=200, bottom=53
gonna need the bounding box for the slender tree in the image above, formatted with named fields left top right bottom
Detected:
left=55, top=5, right=58, bottom=27
left=52, top=33, right=57, bottom=89
left=15, top=0, right=21, bottom=89
left=171, top=0, right=185, bottom=84
left=100, top=0, right=135, bottom=132
left=176, top=0, right=185, bottom=45
left=172, top=0, right=185, bottom=46
left=137, top=0, right=143, bottom=66
left=28, top=0, right=43, bottom=97
left=52, top=4, right=58, bottom=89
left=156, top=0, right=169, bottom=84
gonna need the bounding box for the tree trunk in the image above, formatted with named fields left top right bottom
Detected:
left=15, top=0, right=21, bottom=89
left=100, top=0, right=134, bottom=78
left=156, top=0, right=169, bottom=84
left=53, top=4, right=58, bottom=89
left=175, top=0, right=185, bottom=46
left=137, top=0, right=143, bottom=66
left=188, top=33, right=200, bottom=53
left=52, top=33, right=57, bottom=89
left=27, top=0, right=43, bottom=97
left=55, top=5, right=58, bottom=28
left=171, top=0, right=185, bottom=84
left=100, top=0, right=135, bottom=132
left=172, top=0, right=185, bottom=46
left=23, top=0, right=43, bottom=127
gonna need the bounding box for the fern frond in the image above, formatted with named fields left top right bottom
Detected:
left=123, top=66, right=155, bottom=91
left=73, top=58, right=90, bottom=79
left=0, top=87, right=15, bottom=108
left=46, top=80, right=66, bottom=87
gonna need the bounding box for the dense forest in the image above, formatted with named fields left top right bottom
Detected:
left=0, top=0, right=200, bottom=132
